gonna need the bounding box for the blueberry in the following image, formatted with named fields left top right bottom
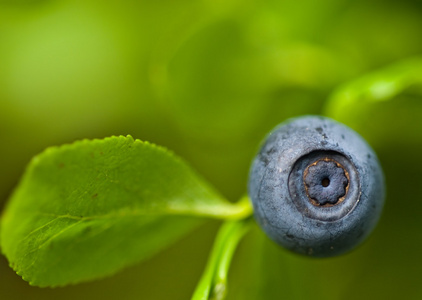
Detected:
left=248, top=116, right=385, bottom=257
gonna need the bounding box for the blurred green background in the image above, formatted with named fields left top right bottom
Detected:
left=1, top=0, right=422, bottom=299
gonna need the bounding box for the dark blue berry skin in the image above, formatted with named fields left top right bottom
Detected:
left=248, top=116, right=385, bottom=257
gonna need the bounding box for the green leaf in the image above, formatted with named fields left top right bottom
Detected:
left=0, top=136, right=252, bottom=287
left=323, top=57, right=422, bottom=149
left=325, top=56, right=422, bottom=110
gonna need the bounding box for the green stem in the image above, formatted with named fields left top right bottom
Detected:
left=224, top=195, right=254, bottom=220
left=198, top=194, right=253, bottom=221
left=191, top=211, right=252, bottom=300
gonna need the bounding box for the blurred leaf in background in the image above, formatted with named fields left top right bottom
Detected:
left=1, top=0, right=422, bottom=299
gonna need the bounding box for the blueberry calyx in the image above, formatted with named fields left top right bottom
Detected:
left=303, top=158, right=349, bottom=206
left=288, top=150, right=360, bottom=222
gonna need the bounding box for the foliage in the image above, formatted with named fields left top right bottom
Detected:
left=1, top=0, right=422, bottom=299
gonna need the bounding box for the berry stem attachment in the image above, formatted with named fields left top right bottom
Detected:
left=191, top=200, right=252, bottom=300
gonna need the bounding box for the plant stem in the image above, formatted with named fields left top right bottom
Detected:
left=191, top=212, right=252, bottom=300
